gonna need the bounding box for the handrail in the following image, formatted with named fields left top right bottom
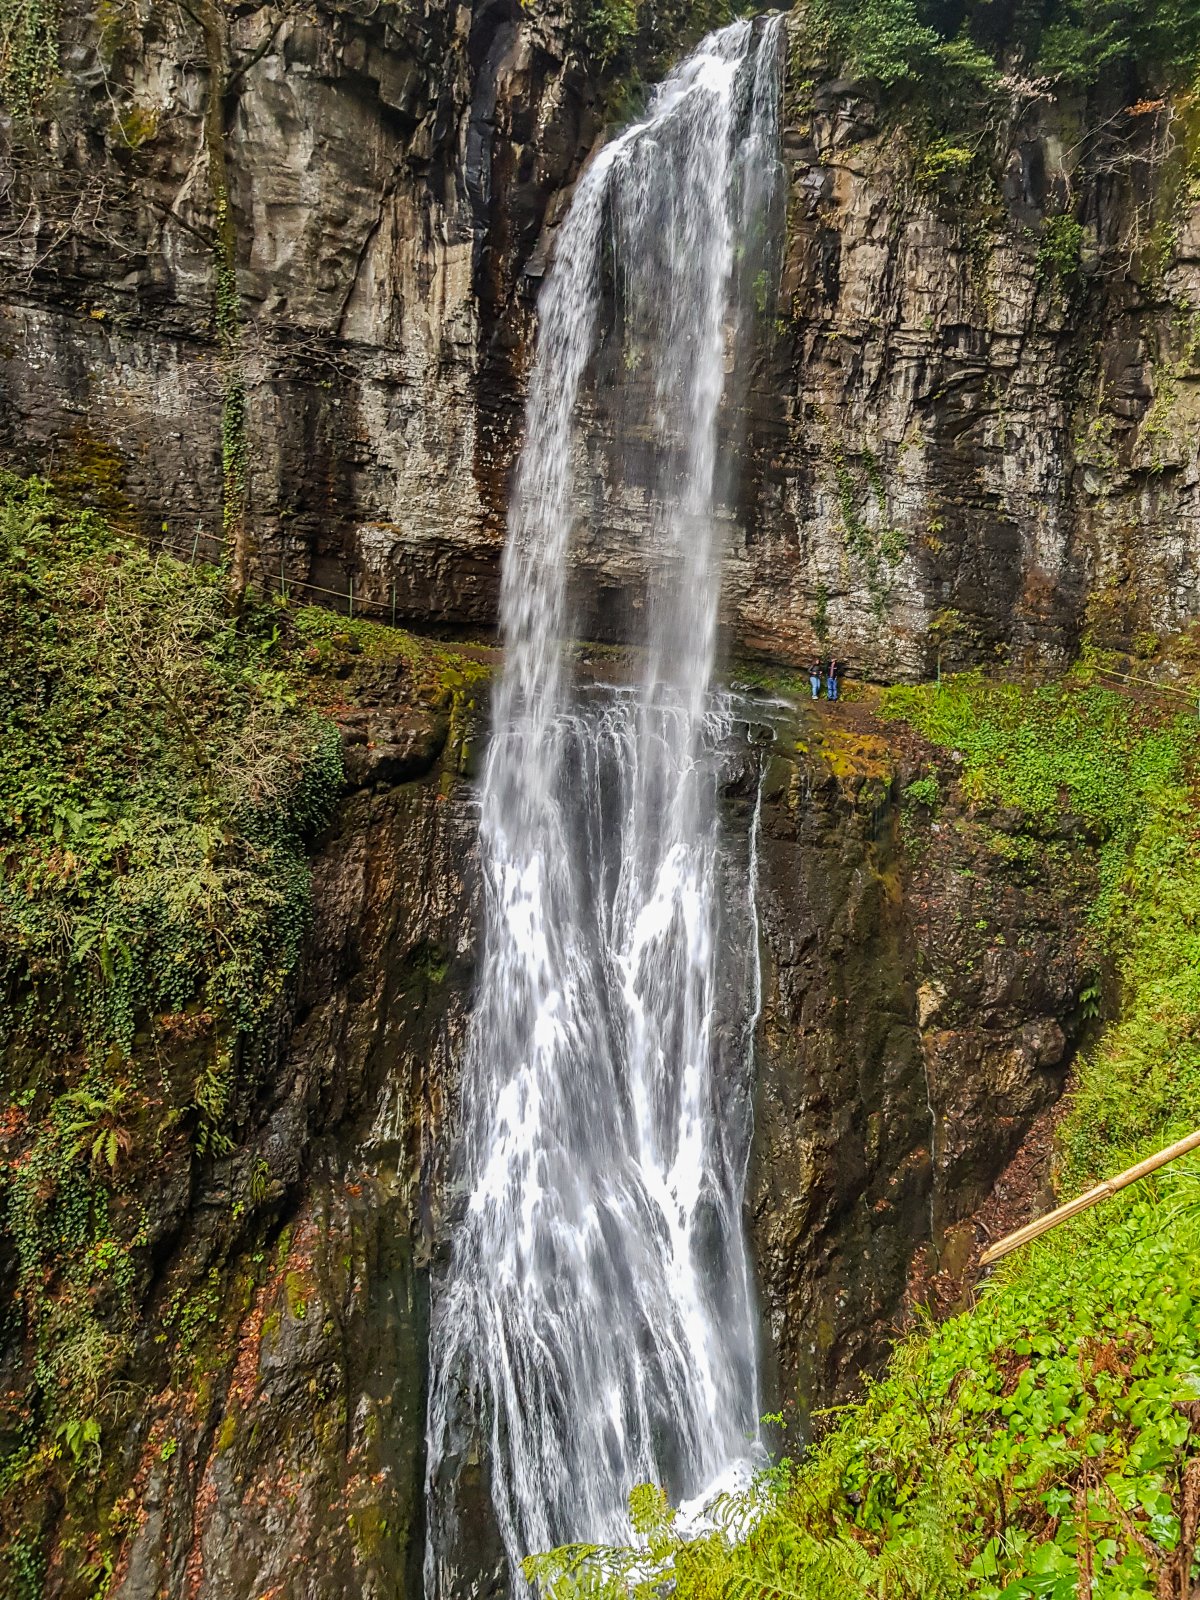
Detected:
left=980, top=1127, right=1200, bottom=1266
left=1091, top=663, right=1199, bottom=704
left=145, top=538, right=1200, bottom=704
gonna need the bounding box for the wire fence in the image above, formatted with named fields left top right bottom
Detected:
left=1092, top=663, right=1200, bottom=715
left=154, top=531, right=412, bottom=627
left=149, top=536, right=1200, bottom=714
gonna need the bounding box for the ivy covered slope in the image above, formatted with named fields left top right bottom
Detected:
left=0, top=476, right=350, bottom=1590
left=529, top=668, right=1200, bottom=1600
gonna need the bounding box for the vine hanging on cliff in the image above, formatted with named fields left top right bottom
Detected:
left=0, top=0, right=58, bottom=112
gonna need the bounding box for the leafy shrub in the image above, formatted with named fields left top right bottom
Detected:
left=903, top=772, right=941, bottom=806
left=1038, top=214, right=1086, bottom=281
left=915, top=137, right=976, bottom=190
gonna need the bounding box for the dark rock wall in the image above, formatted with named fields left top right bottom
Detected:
left=106, top=723, right=482, bottom=1600
left=748, top=704, right=1090, bottom=1440
left=731, top=68, right=1200, bottom=679
left=4, top=8, right=1200, bottom=674
left=0, top=0, right=597, bottom=623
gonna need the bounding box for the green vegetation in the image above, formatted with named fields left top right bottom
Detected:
left=582, top=0, right=747, bottom=95
left=808, top=0, right=1200, bottom=100
left=829, top=442, right=907, bottom=617
left=527, top=668, right=1200, bottom=1599
left=0, top=474, right=342, bottom=1057
left=0, top=475, right=344, bottom=1583
left=902, top=771, right=940, bottom=807
left=1038, top=215, right=1086, bottom=283
left=882, top=671, right=1188, bottom=926
left=0, top=0, right=58, bottom=112
left=915, top=136, right=977, bottom=191
left=0, top=474, right=489, bottom=1594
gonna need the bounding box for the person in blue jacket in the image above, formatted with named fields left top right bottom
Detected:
left=809, top=659, right=823, bottom=699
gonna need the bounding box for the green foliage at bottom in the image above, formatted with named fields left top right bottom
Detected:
left=531, top=1205, right=1200, bottom=1599
left=527, top=668, right=1200, bottom=1599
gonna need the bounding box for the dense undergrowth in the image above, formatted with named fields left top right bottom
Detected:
left=806, top=0, right=1200, bottom=99
left=0, top=475, right=489, bottom=1594
left=0, top=475, right=350, bottom=1589
left=527, top=666, right=1200, bottom=1599
left=0, top=473, right=343, bottom=1054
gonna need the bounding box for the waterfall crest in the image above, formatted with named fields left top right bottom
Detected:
left=424, top=16, right=784, bottom=1589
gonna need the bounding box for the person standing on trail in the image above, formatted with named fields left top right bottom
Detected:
left=809, top=659, right=823, bottom=699
left=827, top=659, right=840, bottom=701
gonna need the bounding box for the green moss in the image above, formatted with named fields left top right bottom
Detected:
left=728, top=659, right=811, bottom=700
left=284, top=1271, right=308, bottom=1322
left=55, top=428, right=139, bottom=530
left=111, top=103, right=158, bottom=148
left=292, top=605, right=491, bottom=695
left=215, top=1409, right=238, bottom=1453
left=273, top=1225, right=294, bottom=1273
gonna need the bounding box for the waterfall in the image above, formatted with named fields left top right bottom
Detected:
left=424, top=15, right=784, bottom=1589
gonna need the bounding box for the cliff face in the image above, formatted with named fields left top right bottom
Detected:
left=0, top=0, right=597, bottom=620
left=0, top=4, right=1183, bottom=1593
left=4, top=7, right=1200, bottom=674
left=734, top=68, right=1200, bottom=680
left=749, top=698, right=1091, bottom=1434
left=27, top=681, right=1085, bottom=1600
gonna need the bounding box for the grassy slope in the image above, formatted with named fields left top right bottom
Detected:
left=529, top=668, right=1200, bottom=1600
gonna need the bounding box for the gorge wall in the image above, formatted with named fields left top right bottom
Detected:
left=0, top=646, right=1090, bottom=1597
left=3, top=0, right=1200, bottom=677
left=0, top=2, right=1189, bottom=1594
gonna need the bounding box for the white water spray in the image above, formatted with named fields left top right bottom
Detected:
left=424, top=17, right=784, bottom=1590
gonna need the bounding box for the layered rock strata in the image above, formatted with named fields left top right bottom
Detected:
left=3, top=6, right=1200, bottom=674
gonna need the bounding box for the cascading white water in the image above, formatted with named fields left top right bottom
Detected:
left=424, top=15, right=784, bottom=1590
